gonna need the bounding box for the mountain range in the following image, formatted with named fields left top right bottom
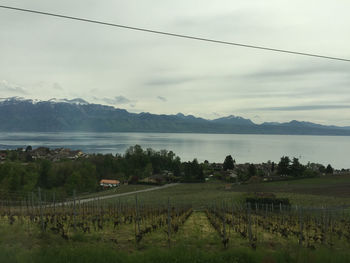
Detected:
left=0, top=97, right=349, bottom=135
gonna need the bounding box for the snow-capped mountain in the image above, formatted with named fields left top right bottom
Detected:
left=0, top=97, right=89, bottom=105
left=0, top=97, right=349, bottom=135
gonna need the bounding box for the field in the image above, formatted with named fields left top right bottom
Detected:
left=1, top=175, right=350, bottom=263
left=105, top=175, right=350, bottom=207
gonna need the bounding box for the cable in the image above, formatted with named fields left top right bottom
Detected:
left=0, top=5, right=350, bottom=62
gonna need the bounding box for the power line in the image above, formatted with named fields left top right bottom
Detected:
left=1, top=5, right=350, bottom=63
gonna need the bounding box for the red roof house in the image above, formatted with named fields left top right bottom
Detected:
left=100, top=179, right=120, bottom=188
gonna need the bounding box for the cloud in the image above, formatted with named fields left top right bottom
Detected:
left=100, top=96, right=134, bottom=105
left=157, top=96, right=167, bottom=102
left=114, top=96, right=132, bottom=104
left=0, top=80, right=28, bottom=94
left=146, top=76, right=196, bottom=86
left=90, top=88, right=98, bottom=93
left=253, top=105, right=350, bottom=111
left=53, top=83, right=63, bottom=90
left=245, top=63, right=349, bottom=80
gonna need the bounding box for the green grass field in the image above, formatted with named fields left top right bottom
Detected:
left=103, top=175, right=350, bottom=208
left=231, top=174, right=350, bottom=198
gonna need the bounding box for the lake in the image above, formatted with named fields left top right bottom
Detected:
left=0, top=132, right=349, bottom=168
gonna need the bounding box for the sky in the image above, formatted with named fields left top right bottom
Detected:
left=0, top=0, right=350, bottom=125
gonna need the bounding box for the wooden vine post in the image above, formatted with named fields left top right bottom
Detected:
left=247, top=202, right=253, bottom=244
left=73, top=190, right=76, bottom=231
left=298, top=208, right=304, bottom=246
left=222, top=201, right=228, bottom=248
left=38, top=187, right=44, bottom=232
left=167, top=197, right=171, bottom=248
left=135, top=195, right=141, bottom=245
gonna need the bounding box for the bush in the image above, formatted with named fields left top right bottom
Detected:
left=245, top=194, right=291, bottom=208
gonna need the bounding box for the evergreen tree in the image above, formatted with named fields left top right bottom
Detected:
left=290, top=157, right=304, bottom=177
left=277, top=156, right=291, bottom=176
left=326, top=164, right=334, bottom=174
left=223, top=155, right=235, bottom=171
left=248, top=163, right=257, bottom=177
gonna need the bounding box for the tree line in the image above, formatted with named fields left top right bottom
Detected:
left=0, top=145, right=205, bottom=198
left=0, top=146, right=336, bottom=198
left=227, top=155, right=333, bottom=182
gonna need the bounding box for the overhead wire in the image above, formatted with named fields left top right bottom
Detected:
left=0, top=5, right=350, bottom=62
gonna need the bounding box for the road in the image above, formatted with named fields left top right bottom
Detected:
left=65, top=183, right=179, bottom=205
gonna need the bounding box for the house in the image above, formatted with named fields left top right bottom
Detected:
left=226, top=170, right=238, bottom=178
left=211, top=163, right=223, bottom=171
left=31, top=147, right=51, bottom=159
left=100, top=179, right=120, bottom=188
left=67, top=150, right=84, bottom=160
left=161, top=170, right=174, bottom=177
left=0, top=153, right=6, bottom=161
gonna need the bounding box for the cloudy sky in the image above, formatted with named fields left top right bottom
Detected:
left=0, top=0, right=350, bottom=125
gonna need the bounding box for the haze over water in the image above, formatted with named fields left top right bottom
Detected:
left=0, top=132, right=349, bottom=169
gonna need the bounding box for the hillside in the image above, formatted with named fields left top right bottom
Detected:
left=0, top=97, right=349, bottom=135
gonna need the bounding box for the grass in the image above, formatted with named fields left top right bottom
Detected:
left=104, top=182, right=243, bottom=208
left=230, top=174, right=350, bottom=199
left=102, top=176, right=350, bottom=208
left=1, top=242, right=350, bottom=263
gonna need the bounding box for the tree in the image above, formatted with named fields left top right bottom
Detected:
left=326, top=164, right=334, bottom=174
left=193, top=159, right=204, bottom=182
left=65, top=171, right=82, bottom=193
left=237, top=169, right=249, bottom=182
left=172, top=157, right=181, bottom=177
left=183, top=159, right=204, bottom=182
left=290, top=157, right=304, bottom=177
left=25, top=145, right=32, bottom=152
left=37, top=160, right=52, bottom=188
left=8, top=151, right=18, bottom=161
left=318, top=165, right=326, bottom=173
left=8, top=166, right=21, bottom=191
left=277, top=156, right=291, bottom=176
left=248, top=164, right=257, bottom=177
left=25, top=153, right=33, bottom=162
left=223, top=155, right=235, bottom=171
left=144, top=163, right=153, bottom=177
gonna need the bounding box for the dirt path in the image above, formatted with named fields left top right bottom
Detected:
left=174, top=211, right=221, bottom=248
left=61, top=183, right=179, bottom=205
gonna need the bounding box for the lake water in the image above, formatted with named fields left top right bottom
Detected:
left=0, top=132, right=349, bottom=168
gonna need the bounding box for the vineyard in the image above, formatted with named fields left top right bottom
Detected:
left=0, top=190, right=194, bottom=249
left=206, top=202, right=350, bottom=251
left=1, top=187, right=350, bottom=255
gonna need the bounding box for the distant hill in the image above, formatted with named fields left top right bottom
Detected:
left=211, top=115, right=255, bottom=126
left=0, top=97, right=349, bottom=135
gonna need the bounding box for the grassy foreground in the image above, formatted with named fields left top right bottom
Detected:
left=1, top=244, right=350, bottom=263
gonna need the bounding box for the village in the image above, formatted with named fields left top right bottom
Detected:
left=1, top=146, right=349, bottom=193
left=0, top=146, right=88, bottom=163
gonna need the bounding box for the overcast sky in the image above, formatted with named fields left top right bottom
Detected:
left=0, top=0, right=350, bottom=125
